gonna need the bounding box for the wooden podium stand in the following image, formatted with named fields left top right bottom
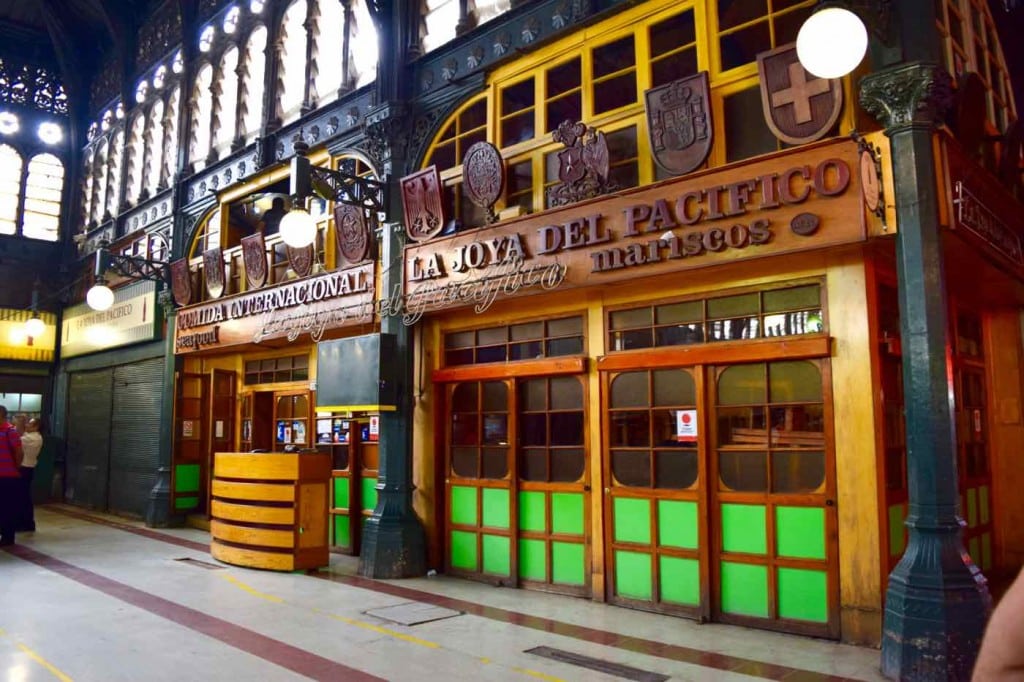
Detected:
left=210, top=452, right=332, bottom=571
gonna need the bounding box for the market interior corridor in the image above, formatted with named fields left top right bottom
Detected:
left=0, top=505, right=886, bottom=682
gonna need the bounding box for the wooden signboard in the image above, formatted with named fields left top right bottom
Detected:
left=174, top=262, right=375, bottom=354
left=403, top=138, right=865, bottom=319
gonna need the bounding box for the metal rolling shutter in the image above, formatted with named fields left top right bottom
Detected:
left=66, top=369, right=113, bottom=510
left=108, top=358, right=164, bottom=517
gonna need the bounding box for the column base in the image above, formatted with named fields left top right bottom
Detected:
left=145, top=467, right=184, bottom=528
left=358, top=505, right=427, bottom=579
left=881, top=527, right=992, bottom=680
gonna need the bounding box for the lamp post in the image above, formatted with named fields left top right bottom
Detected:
left=798, top=2, right=992, bottom=678
left=85, top=245, right=169, bottom=311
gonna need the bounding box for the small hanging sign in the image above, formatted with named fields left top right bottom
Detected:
left=676, top=409, right=698, bottom=443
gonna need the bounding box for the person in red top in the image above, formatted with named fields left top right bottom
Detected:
left=0, top=405, right=24, bottom=546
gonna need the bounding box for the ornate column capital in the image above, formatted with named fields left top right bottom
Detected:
left=859, top=61, right=954, bottom=131
left=363, top=102, right=409, bottom=178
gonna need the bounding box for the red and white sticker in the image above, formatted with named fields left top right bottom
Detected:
left=676, top=409, right=698, bottom=442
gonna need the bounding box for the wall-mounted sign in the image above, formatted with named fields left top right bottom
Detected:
left=61, top=280, right=161, bottom=358
left=173, top=263, right=374, bottom=354
left=676, top=409, right=698, bottom=443
left=404, top=138, right=864, bottom=318
left=757, top=44, right=842, bottom=146
left=645, top=72, right=713, bottom=176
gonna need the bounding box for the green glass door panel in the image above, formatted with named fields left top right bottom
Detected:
left=551, top=493, right=584, bottom=535
left=720, top=504, right=767, bottom=555
left=982, top=533, right=991, bottom=570
left=658, top=500, right=698, bottom=549
left=613, top=497, right=651, bottom=544
left=519, top=538, right=546, bottom=581
left=551, top=541, right=585, bottom=585
left=333, top=476, right=350, bottom=509
left=966, top=488, right=978, bottom=528
left=969, top=536, right=980, bottom=565
left=451, top=530, right=477, bottom=570
left=775, top=506, right=825, bottom=559
left=333, top=515, right=351, bottom=548
left=660, top=556, right=699, bottom=605
left=615, top=550, right=653, bottom=600
left=519, top=491, right=545, bottom=532
left=361, top=476, right=378, bottom=513
left=980, top=486, right=990, bottom=524
left=482, top=534, right=511, bottom=575
left=482, top=488, right=511, bottom=529
left=720, top=562, right=768, bottom=617
left=175, top=463, right=200, bottom=492
left=451, top=485, right=478, bottom=525
left=777, top=567, right=828, bottom=622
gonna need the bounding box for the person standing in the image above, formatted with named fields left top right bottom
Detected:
left=0, top=405, right=24, bottom=546
left=18, top=417, right=42, bottom=532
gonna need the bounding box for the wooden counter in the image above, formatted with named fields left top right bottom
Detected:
left=210, top=452, right=332, bottom=571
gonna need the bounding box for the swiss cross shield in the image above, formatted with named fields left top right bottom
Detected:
left=169, top=258, right=192, bottom=306
left=644, top=72, right=713, bottom=176
left=203, top=247, right=225, bottom=299
left=241, top=232, right=267, bottom=289
left=400, top=166, right=445, bottom=243
left=757, top=44, right=842, bottom=145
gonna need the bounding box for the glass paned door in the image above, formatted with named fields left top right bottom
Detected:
left=712, top=360, right=838, bottom=637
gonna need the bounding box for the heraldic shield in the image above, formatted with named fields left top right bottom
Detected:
left=170, top=258, right=192, bottom=307
left=757, top=43, right=842, bottom=146
left=400, top=166, right=445, bottom=243
left=241, top=232, right=268, bottom=289
left=644, top=72, right=712, bottom=176
left=334, top=203, right=370, bottom=265
left=203, top=246, right=225, bottom=299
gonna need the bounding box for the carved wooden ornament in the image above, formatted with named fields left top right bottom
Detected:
left=287, top=244, right=314, bottom=278
left=463, top=141, right=505, bottom=224
left=400, top=165, right=445, bottom=242
left=757, top=43, right=842, bottom=145
left=203, top=246, right=225, bottom=299
left=170, top=258, right=192, bottom=306
left=546, top=120, right=616, bottom=207
left=644, top=72, right=713, bottom=176
left=241, top=232, right=268, bottom=289
left=334, top=203, right=370, bottom=265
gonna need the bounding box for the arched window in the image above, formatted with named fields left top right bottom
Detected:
left=351, top=0, right=378, bottom=87
left=105, top=130, right=123, bottom=217
left=277, top=0, right=308, bottom=124
left=23, top=153, right=63, bottom=241
left=125, top=113, right=145, bottom=205
left=313, top=0, right=345, bottom=105
left=214, top=46, right=240, bottom=155
left=241, top=25, right=268, bottom=141
left=0, top=144, right=21, bottom=235
left=191, top=63, right=214, bottom=170
left=145, top=99, right=165, bottom=195
left=421, top=0, right=458, bottom=53
left=162, top=86, right=181, bottom=187
left=80, top=149, right=93, bottom=228
left=91, top=139, right=107, bottom=223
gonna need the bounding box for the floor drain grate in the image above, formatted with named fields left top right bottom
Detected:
left=525, top=646, right=670, bottom=681
left=174, top=557, right=226, bottom=570
left=363, top=602, right=463, bottom=626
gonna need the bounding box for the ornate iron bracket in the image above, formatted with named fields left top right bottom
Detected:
left=290, top=135, right=385, bottom=214
left=94, top=243, right=169, bottom=285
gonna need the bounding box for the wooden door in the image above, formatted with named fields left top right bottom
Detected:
left=710, top=359, right=839, bottom=638
left=209, top=369, right=236, bottom=509
left=173, top=372, right=209, bottom=514
left=321, top=417, right=361, bottom=553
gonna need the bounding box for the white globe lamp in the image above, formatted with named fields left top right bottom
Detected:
left=87, top=282, right=115, bottom=311
left=24, top=315, right=45, bottom=338
left=796, top=6, right=868, bottom=80
left=279, top=205, right=317, bottom=248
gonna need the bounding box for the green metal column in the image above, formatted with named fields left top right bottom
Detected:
left=860, top=62, right=991, bottom=680
left=146, top=288, right=181, bottom=527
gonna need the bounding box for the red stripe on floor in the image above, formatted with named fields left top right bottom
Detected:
left=3, top=543, right=384, bottom=682
left=44, top=505, right=864, bottom=682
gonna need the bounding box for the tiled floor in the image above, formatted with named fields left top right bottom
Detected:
left=1, top=506, right=886, bottom=682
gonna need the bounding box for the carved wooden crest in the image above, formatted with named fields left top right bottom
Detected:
left=334, top=203, right=370, bottom=265
left=169, top=258, right=192, bottom=307
left=241, top=232, right=268, bottom=289
left=545, top=120, right=617, bottom=208
left=644, top=72, right=713, bottom=176
left=400, top=166, right=445, bottom=242
left=462, top=141, right=505, bottom=224
left=287, top=244, right=314, bottom=278
left=203, top=247, right=224, bottom=299
left=757, top=44, right=842, bottom=145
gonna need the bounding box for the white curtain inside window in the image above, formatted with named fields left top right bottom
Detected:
left=421, top=0, right=458, bottom=53
left=191, top=63, right=214, bottom=170
left=278, top=0, right=308, bottom=124
left=91, top=139, right=107, bottom=223
left=80, top=150, right=93, bottom=228
left=145, top=99, right=164, bottom=195
left=126, top=113, right=145, bottom=205
left=242, top=25, right=267, bottom=140
left=162, top=86, right=180, bottom=186
left=0, top=145, right=21, bottom=235
left=350, top=0, right=378, bottom=87
left=469, top=0, right=510, bottom=27
left=215, top=46, right=240, bottom=153
left=314, top=0, right=345, bottom=105
left=105, top=131, right=123, bottom=217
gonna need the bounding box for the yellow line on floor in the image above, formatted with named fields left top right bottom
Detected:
left=220, top=575, right=284, bottom=603
left=512, top=666, right=566, bottom=682
left=316, top=609, right=441, bottom=649
left=0, top=630, right=74, bottom=682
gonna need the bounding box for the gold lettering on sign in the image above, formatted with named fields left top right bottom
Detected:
left=954, top=181, right=1024, bottom=265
